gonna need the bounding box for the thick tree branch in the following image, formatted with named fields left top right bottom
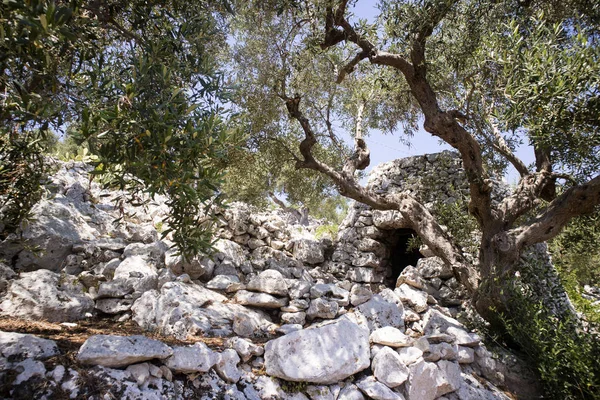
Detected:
left=282, top=94, right=392, bottom=210
left=321, top=1, right=494, bottom=230
left=512, top=174, right=600, bottom=247
left=395, top=193, right=479, bottom=292
left=342, top=91, right=372, bottom=177
left=282, top=94, right=478, bottom=294
left=534, top=144, right=556, bottom=201
left=498, top=171, right=553, bottom=227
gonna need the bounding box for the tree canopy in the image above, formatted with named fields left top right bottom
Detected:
left=1, top=0, right=238, bottom=257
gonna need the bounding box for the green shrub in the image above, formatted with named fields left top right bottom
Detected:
left=0, top=131, right=48, bottom=238
left=499, top=277, right=600, bottom=399
left=315, top=224, right=338, bottom=240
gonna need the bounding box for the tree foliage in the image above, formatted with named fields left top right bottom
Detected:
left=1, top=0, right=237, bottom=257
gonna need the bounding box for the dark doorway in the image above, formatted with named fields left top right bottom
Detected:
left=387, top=228, right=423, bottom=287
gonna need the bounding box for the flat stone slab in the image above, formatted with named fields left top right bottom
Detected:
left=77, top=335, right=173, bottom=368
left=264, top=317, right=370, bottom=384
left=0, top=331, right=59, bottom=361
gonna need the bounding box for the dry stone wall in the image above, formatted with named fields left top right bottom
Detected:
left=0, top=156, right=547, bottom=399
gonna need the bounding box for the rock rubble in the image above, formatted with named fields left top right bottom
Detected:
left=0, top=155, right=543, bottom=399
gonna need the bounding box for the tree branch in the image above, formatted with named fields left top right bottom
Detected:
left=282, top=93, right=478, bottom=294
left=321, top=1, right=494, bottom=230
left=342, top=90, right=372, bottom=177
left=512, top=174, right=600, bottom=247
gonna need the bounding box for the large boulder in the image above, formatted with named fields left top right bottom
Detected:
left=77, top=335, right=173, bottom=368
left=264, top=317, right=370, bottom=384
left=0, top=270, right=94, bottom=322
left=0, top=198, right=100, bottom=272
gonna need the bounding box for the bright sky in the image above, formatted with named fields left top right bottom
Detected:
left=349, top=1, right=533, bottom=185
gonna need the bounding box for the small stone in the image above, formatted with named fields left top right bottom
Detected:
left=226, top=337, right=264, bottom=362
left=356, top=376, right=405, bottom=400
left=126, top=362, right=150, bottom=387
left=396, top=347, right=423, bottom=366
left=77, top=335, right=172, bottom=368
left=281, top=312, right=306, bottom=325
left=234, top=290, right=288, bottom=309
left=206, top=275, right=241, bottom=291
left=307, top=298, right=339, bottom=320
left=338, top=383, right=366, bottom=400
left=164, top=343, right=219, bottom=373
left=215, top=348, right=242, bottom=383
left=350, top=285, right=373, bottom=306
left=276, top=324, right=303, bottom=334
left=456, top=346, right=475, bottom=364
left=395, top=266, right=424, bottom=290
left=395, top=284, right=428, bottom=313
left=370, top=326, right=412, bottom=347
left=246, top=269, right=289, bottom=296
left=371, top=347, right=409, bottom=388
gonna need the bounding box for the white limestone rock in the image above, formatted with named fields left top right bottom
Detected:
left=396, top=347, right=423, bottom=366
left=0, top=331, right=59, bottom=361
left=310, top=283, right=350, bottom=306
left=225, top=337, right=264, bottom=362
left=77, top=335, right=173, bottom=368
left=457, top=346, right=475, bottom=364
left=307, top=298, right=339, bottom=320
left=95, top=298, right=133, bottom=314
left=233, top=312, right=274, bottom=338
left=288, top=280, right=312, bottom=299
left=13, top=358, right=46, bottom=385
left=350, top=285, right=373, bottom=306
left=206, top=275, right=242, bottom=292
left=395, top=266, right=425, bottom=290
left=132, top=281, right=269, bottom=339
left=4, top=198, right=99, bottom=272
left=372, top=210, right=408, bottom=230
left=422, top=309, right=480, bottom=347
left=214, top=239, right=247, bottom=267
left=234, top=290, right=288, bottom=309
left=164, top=342, right=218, bottom=373
left=126, top=362, right=150, bottom=387
left=292, top=239, right=325, bottom=264
left=246, top=269, right=289, bottom=296
left=264, top=317, right=370, bottom=384
left=338, top=383, right=366, bottom=400
left=215, top=348, right=242, bottom=383
left=406, top=360, right=462, bottom=400
left=0, top=270, right=94, bottom=322
left=356, top=289, right=405, bottom=332
left=281, top=311, right=306, bottom=325
left=369, top=326, right=412, bottom=347
left=306, top=385, right=334, bottom=400
left=371, top=346, right=410, bottom=388
left=395, top=284, right=428, bottom=313
left=356, top=376, right=405, bottom=400
left=416, top=257, right=453, bottom=279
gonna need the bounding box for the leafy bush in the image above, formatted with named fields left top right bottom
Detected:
left=499, top=272, right=600, bottom=399
left=0, top=131, right=48, bottom=238
left=314, top=224, right=338, bottom=240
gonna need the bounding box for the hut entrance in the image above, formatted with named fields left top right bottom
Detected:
left=387, top=228, right=423, bottom=288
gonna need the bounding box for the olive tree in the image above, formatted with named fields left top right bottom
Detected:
left=229, top=0, right=600, bottom=322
